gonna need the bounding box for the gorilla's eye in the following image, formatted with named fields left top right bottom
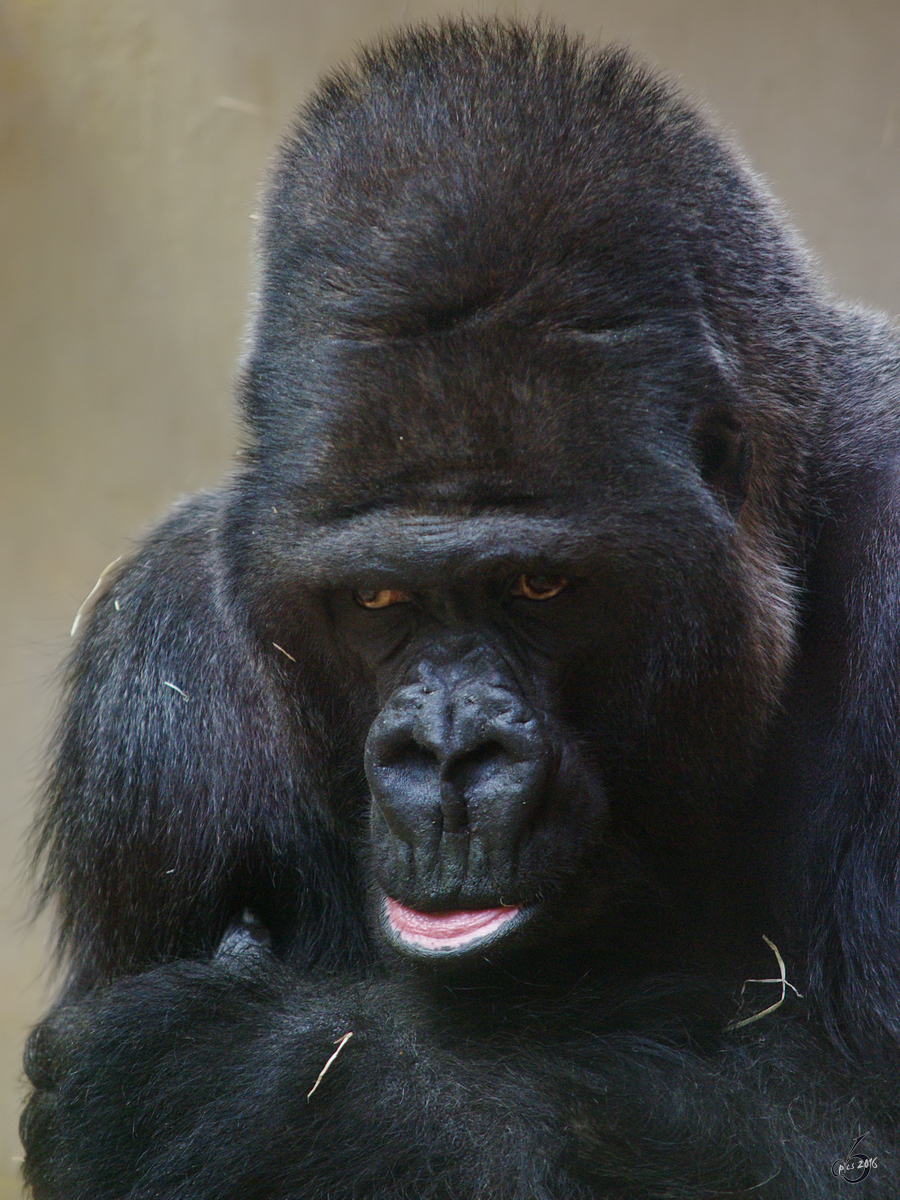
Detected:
left=353, top=587, right=412, bottom=609
left=511, top=574, right=569, bottom=601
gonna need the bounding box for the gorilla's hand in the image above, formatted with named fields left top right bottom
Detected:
left=20, top=947, right=578, bottom=1200
left=21, top=951, right=373, bottom=1200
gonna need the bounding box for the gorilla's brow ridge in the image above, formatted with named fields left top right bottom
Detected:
left=288, top=512, right=603, bottom=586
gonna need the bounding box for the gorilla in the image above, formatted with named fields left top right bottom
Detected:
left=21, top=19, right=900, bottom=1199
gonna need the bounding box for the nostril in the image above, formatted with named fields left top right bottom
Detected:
left=382, top=741, right=440, bottom=774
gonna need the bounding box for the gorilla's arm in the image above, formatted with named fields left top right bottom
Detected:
left=23, top=947, right=863, bottom=1200
left=33, top=491, right=371, bottom=987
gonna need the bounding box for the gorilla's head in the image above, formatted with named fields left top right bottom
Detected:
left=226, top=22, right=816, bottom=965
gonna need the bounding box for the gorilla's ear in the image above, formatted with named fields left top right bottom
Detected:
left=690, top=405, right=751, bottom=515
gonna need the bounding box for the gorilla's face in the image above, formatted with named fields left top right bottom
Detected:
left=337, top=513, right=611, bottom=959
left=250, top=328, right=797, bottom=965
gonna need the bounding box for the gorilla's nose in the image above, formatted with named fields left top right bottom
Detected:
left=364, top=678, right=553, bottom=854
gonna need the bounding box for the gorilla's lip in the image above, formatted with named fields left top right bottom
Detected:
left=383, top=895, right=524, bottom=953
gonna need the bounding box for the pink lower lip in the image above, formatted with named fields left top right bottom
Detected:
left=384, top=896, right=521, bottom=949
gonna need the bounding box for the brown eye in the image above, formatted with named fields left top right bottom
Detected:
left=511, top=574, right=568, bottom=601
left=353, top=587, right=412, bottom=610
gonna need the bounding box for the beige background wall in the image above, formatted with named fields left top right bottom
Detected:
left=1, top=1, right=897, bottom=1193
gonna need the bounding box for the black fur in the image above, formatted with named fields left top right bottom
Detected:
left=21, top=20, right=900, bottom=1198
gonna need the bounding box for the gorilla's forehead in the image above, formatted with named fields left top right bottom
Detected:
left=277, top=320, right=715, bottom=516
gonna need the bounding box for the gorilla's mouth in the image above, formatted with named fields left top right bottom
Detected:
left=383, top=895, right=527, bottom=954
